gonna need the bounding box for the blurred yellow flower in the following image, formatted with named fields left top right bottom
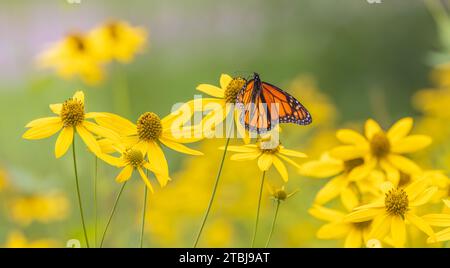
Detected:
left=9, top=193, right=69, bottom=226
left=423, top=199, right=450, bottom=243
left=224, top=141, right=307, bottom=182
left=23, top=91, right=118, bottom=158
left=269, top=186, right=298, bottom=202
left=95, top=111, right=203, bottom=181
left=309, top=205, right=371, bottom=248
left=413, top=87, right=450, bottom=119
left=330, top=118, right=431, bottom=185
left=196, top=73, right=250, bottom=142
left=99, top=144, right=168, bottom=192
left=37, top=33, right=104, bottom=85
left=0, top=167, right=9, bottom=191
left=345, top=179, right=437, bottom=247
left=4, top=231, right=58, bottom=248
left=203, top=219, right=235, bottom=247
left=90, top=20, right=148, bottom=63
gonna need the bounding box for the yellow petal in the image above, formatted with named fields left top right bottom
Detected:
left=336, top=129, right=367, bottom=146
left=230, top=152, right=261, bottom=161
left=391, top=135, right=432, bottom=154
left=387, top=154, right=421, bottom=175
left=315, top=175, right=348, bottom=205
left=257, top=153, right=273, bottom=171
left=25, top=117, right=61, bottom=128
left=365, top=119, right=383, bottom=140
left=344, top=229, right=362, bottom=248
left=147, top=141, right=169, bottom=177
left=329, top=145, right=367, bottom=161
left=279, top=147, right=307, bottom=158
left=340, top=187, right=359, bottom=211
left=144, top=162, right=170, bottom=187
left=54, top=127, right=74, bottom=158
left=387, top=117, right=413, bottom=143
left=22, top=121, right=62, bottom=140
left=220, top=73, right=233, bottom=89
left=98, top=154, right=125, bottom=167
left=221, top=145, right=257, bottom=153
left=299, top=158, right=343, bottom=178
left=49, top=104, right=62, bottom=115
left=410, top=187, right=437, bottom=207
left=391, top=216, right=406, bottom=248
left=428, top=227, right=450, bottom=243
left=347, top=157, right=376, bottom=181
left=73, top=91, right=85, bottom=104
left=308, top=205, right=346, bottom=222
left=369, top=214, right=391, bottom=239
left=404, top=179, right=430, bottom=201
left=422, top=214, right=450, bottom=227
left=116, top=165, right=133, bottom=183
left=277, top=153, right=303, bottom=171
left=196, top=84, right=225, bottom=98
left=345, top=208, right=384, bottom=223
left=159, top=137, right=203, bottom=156
left=234, top=109, right=251, bottom=144
left=272, top=156, right=288, bottom=182
left=317, top=223, right=351, bottom=239
left=379, top=159, right=400, bottom=185
left=137, top=167, right=154, bottom=193
left=405, top=212, right=435, bottom=238
left=82, top=121, right=120, bottom=141
left=76, top=125, right=101, bottom=155
left=94, top=112, right=137, bottom=136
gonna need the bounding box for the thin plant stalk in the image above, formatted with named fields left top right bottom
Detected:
left=72, top=136, right=90, bottom=248
left=99, top=182, right=127, bottom=248
left=94, top=156, right=98, bottom=247
left=251, top=171, right=266, bottom=248
left=265, top=200, right=280, bottom=248
left=139, top=171, right=148, bottom=248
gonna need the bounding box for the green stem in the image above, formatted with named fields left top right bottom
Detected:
left=72, top=137, right=90, bottom=248
left=140, top=176, right=148, bottom=248
left=193, top=136, right=232, bottom=248
left=94, top=156, right=98, bottom=248
left=99, top=182, right=127, bottom=248
left=265, top=200, right=280, bottom=248
left=251, top=171, right=266, bottom=248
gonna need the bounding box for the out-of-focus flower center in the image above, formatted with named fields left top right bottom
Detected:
left=69, top=34, right=86, bottom=52
left=224, top=77, right=247, bottom=103
left=61, top=98, right=85, bottom=127
left=124, top=149, right=144, bottom=168
left=343, top=158, right=364, bottom=173
left=385, top=188, right=409, bottom=218
left=370, top=132, right=390, bottom=158
left=398, top=172, right=411, bottom=187
left=137, top=112, right=162, bottom=141
left=353, top=220, right=371, bottom=230
left=273, top=189, right=287, bottom=201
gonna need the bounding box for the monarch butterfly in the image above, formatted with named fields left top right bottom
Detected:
left=236, top=73, right=312, bottom=133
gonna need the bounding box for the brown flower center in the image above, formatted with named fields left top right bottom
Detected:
left=273, top=189, right=288, bottom=201
left=60, top=98, right=85, bottom=127
left=137, top=112, right=162, bottom=141
left=385, top=188, right=409, bottom=218
left=124, top=149, right=144, bottom=168
left=370, top=132, right=390, bottom=158
left=69, top=34, right=86, bottom=52
left=224, top=77, right=247, bottom=103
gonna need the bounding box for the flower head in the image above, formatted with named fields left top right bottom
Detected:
left=269, top=186, right=298, bottom=202
left=23, top=91, right=118, bottom=158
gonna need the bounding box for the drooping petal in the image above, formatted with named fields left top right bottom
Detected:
left=116, top=165, right=133, bottom=183
left=341, top=187, right=359, bottom=211
left=257, top=153, right=273, bottom=171
left=220, top=74, right=233, bottom=89
left=98, top=153, right=126, bottom=167
left=221, top=145, right=258, bottom=153
left=279, top=147, right=308, bottom=158
left=159, top=137, right=203, bottom=156
left=428, top=227, right=450, bottom=243
left=317, top=223, right=351, bottom=239
left=344, top=229, right=363, bottom=248
left=147, top=141, right=169, bottom=177
left=137, top=167, right=154, bottom=193
left=49, top=103, right=62, bottom=115
left=308, top=205, right=346, bottom=222
left=22, top=121, right=63, bottom=140
left=82, top=121, right=120, bottom=141
left=299, top=158, right=343, bottom=178
left=94, top=112, right=137, bottom=136
left=422, top=214, right=450, bottom=227
left=345, top=208, right=384, bottom=223
left=379, top=159, right=400, bottom=185
left=196, top=84, right=225, bottom=98
left=405, top=212, right=435, bottom=238
left=347, top=157, right=376, bottom=181
left=25, top=117, right=61, bottom=128
left=73, top=91, right=85, bottom=104
left=277, top=154, right=303, bottom=171
left=329, top=145, right=367, bottom=161
left=314, top=175, right=348, bottom=205
left=391, top=135, right=432, bottom=154
left=365, top=119, right=383, bottom=140
left=336, top=129, right=367, bottom=146
left=387, top=154, right=421, bottom=175
left=76, top=125, right=101, bottom=155
left=144, top=162, right=170, bottom=187
left=272, top=156, right=288, bottom=182
left=391, top=216, right=406, bottom=248
left=54, top=126, right=74, bottom=158
left=387, top=117, right=413, bottom=144
left=230, top=152, right=261, bottom=161
left=368, top=214, right=391, bottom=239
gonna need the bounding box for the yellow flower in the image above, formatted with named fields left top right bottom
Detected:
left=345, top=179, right=437, bottom=247
left=413, top=87, right=450, bottom=119
left=196, top=73, right=250, bottom=142
left=37, top=33, right=104, bottom=85
left=309, top=205, right=371, bottom=248
left=4, top=231, right=58, bottom=248
left=23, top=91, right=118, bottom=158
left=89, top=20, right=148, bottom=63
left=99, top=144, right=167, bottom=192
left=300, top=153, right=384, bottom=210
left=9, top=192, right=69, bottom=226
left=223, top=141, right=307, bottom=182
left=95, top=110, right=203, bottom=181
left=424, top=200, right=450, bottom=243
left=330, top=118, right=432, bottom=185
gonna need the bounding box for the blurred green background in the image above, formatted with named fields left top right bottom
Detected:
left=0, top=0, right=445, bottom=247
